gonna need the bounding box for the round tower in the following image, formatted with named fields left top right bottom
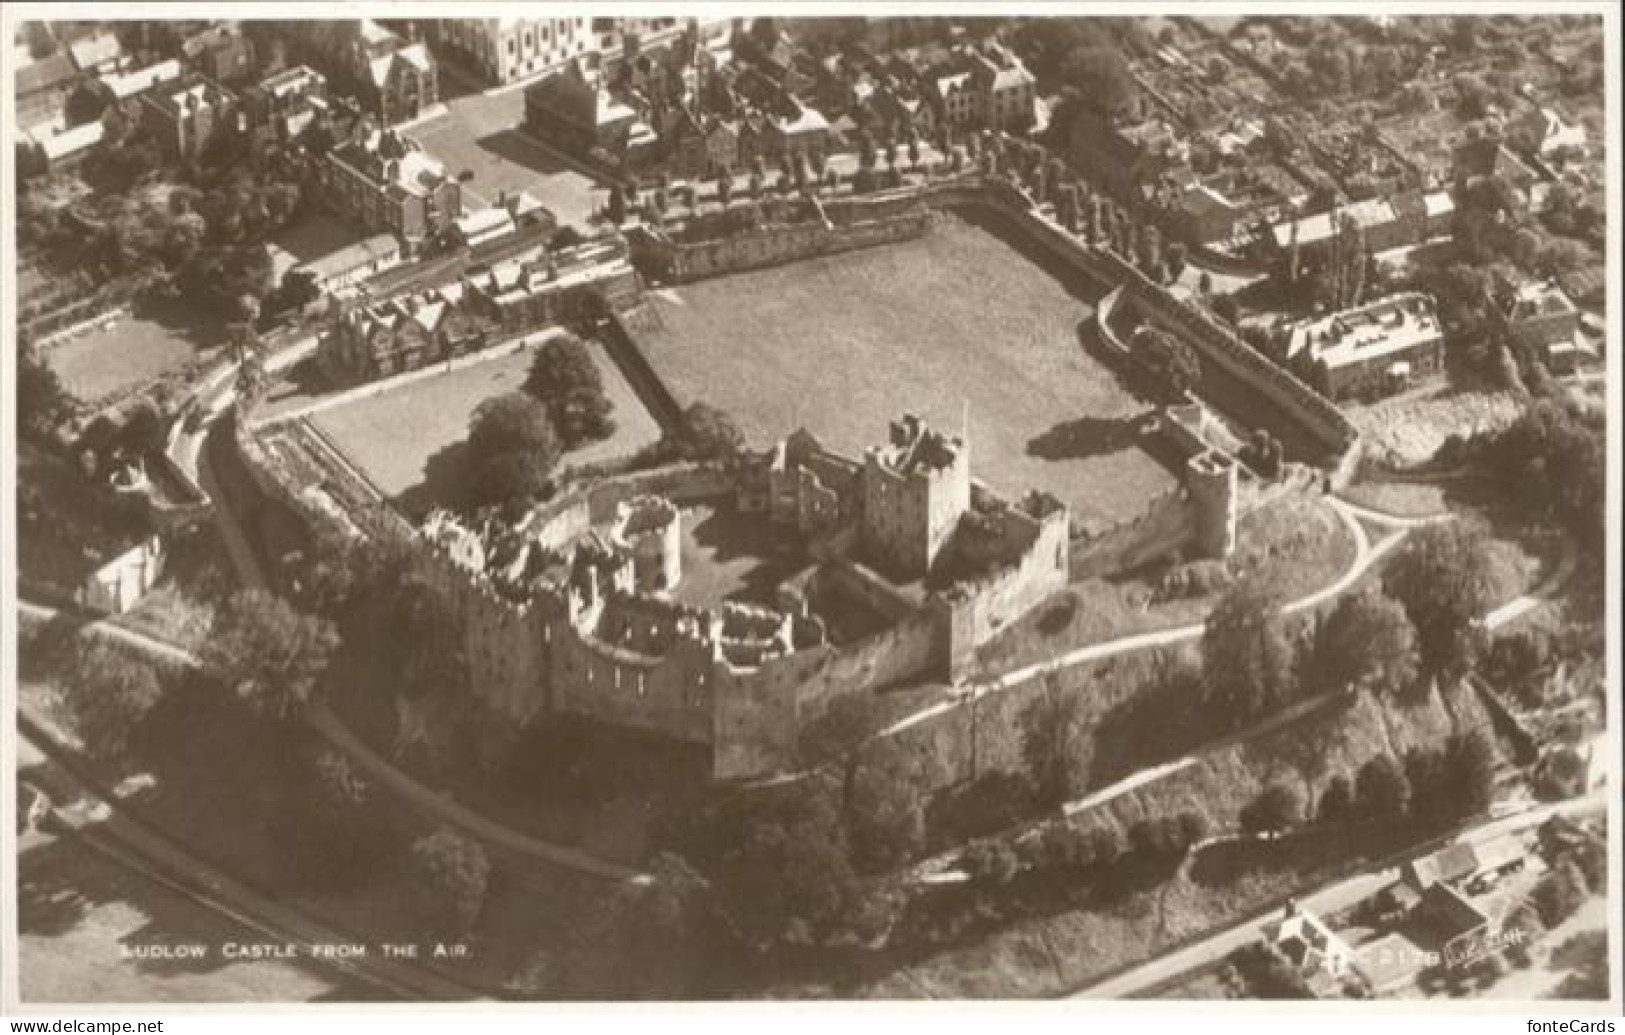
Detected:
left=1186, top=450, right=1238, bottom=561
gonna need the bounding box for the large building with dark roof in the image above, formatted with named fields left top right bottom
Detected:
left=322, top=125, right=461, bottom=252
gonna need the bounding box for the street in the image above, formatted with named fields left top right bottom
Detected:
left=1069, top=790, right=1608, bottom=999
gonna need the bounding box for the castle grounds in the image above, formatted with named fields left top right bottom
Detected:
left=306, top=336, right=661, bottom=513
left=630, top=209, right=1180, bottom=529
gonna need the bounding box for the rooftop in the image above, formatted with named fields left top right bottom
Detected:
left=1285, top=292, right=1442, bottom=372
left=331, top=128, right=450, bottom=198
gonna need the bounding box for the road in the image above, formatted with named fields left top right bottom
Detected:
left=1069, top=789, right=1608, bottom=999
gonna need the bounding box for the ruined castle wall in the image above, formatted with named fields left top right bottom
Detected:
left=816, top=559, right=921, bottom=623
left=652, top=208, right=932, bottom=284
left=710, top=605, right=948, bottom=779
left=413, top=540, right=552, bottom=723
left=942, top=509, right=1071, bottom=677
left=1068, top=486, right=1197, bottom=581
left=548, top=627, right=714, bottom=744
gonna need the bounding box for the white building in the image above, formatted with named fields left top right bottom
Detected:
left=433, top=18, right=598, bottom=85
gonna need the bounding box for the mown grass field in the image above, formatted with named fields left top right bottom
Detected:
left=631, top=210, right=1178, bottom=527
left=47, top=314, right=210, bottom=404
left=309, top=338, right=660, bottom=511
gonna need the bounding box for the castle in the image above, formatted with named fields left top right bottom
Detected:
left=410, top=414, right=1076, bottom=778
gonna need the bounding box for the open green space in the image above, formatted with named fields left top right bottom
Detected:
left=307, top=338, right=661, bottom=513
left=629, top=210, right=1178, bottom=528
left=46, top=314, right=216, bottom=405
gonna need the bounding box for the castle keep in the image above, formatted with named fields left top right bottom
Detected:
left=408, top=415, right=1069, bottom=779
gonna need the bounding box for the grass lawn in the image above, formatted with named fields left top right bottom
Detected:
left=415, top=88, right=602, bottom=228
left=974, top=492, right=1356, bottom=677
left=675, top=503, right=812, bottom=610
left=630, top=210, right=1177, bottom=527
left=46, top=314, right=215, bottom=404
left=1340, top=479, right=1455, bottom=518
left=1346, top=384, right=1523, bottom=467
left=309, top=338, right=660, bottom=513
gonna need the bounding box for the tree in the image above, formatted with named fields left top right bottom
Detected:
left=1473, top=400, right=1605, bottom=548
left=1318, top=772, right=1355, bottom=824
left=1061, top=46, right=1137, bottom=117
left=524, top=336, right=615, bottom=447
left=120, top=401, right=168, bottom=458
left=202, top=589, right=338, bottom=720
left=607, top=184, right=626, bottom=224
left=466, top=392, right=560, bottom=506
left=60, top=643, right=164, bottom=762
left=1240, top=782, right=1304, bottom=837
left=409, top=827, right=490, bottom=934
left=18, top=346, right=71, bottom=440
left=1531, top=858, right=1589, bottom=928
left=1022, top=679, right=1087, bottom=805
left=714, top=782, right=858, bottom=945
left=962, top=838, right=1019, bottom=884
left=845, top=737, right=925, bottom=874
left=1135, top=327, right=1203, bottom=396
left=675, top=401, right=744, bottom=462
left=1201, top=577, right=1295, bottom=726
left=543, top=853, right=722, bottom=998
left=1383, top=521, right=1500, bottom=680
left=1309, top=588, right=1418, bottom=695
left=1439, top=730, right=1497, bottom=820
left=1354, top=754, right=1410, bottom=823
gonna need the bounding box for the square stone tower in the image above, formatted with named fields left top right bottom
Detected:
left=860, top=414, right=970, bottom=580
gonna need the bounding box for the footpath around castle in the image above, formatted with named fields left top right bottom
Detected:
left=16, top=13, right=1610, bottom=1007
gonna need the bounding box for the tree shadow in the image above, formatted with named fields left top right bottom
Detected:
left=1026, top=414, right=1149, bottom=463
left=396, top=439, right=471, bottom=519
left=685, top=505, right=810, bottom=609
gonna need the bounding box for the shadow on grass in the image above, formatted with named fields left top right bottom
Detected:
left=396, top=439, right=471, bottom=520
left=1027, top=414, right=1150, bottom=463
left=685, top=505, right=809, bottom=610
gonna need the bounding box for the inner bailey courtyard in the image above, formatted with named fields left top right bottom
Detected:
left=629, top=207, right=1181, bottom=530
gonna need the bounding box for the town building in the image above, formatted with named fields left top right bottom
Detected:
left=67, top=31, right=127, bottom=77
left=459, top=237, right=641, bottom=335
left=1258, top=901, right=1361, bottom=999
left=1411, top=883, right=1493, bottom=971
left=1354, top=931, right=1434, bottom=996
left=293, top=19, right=438, bottom=122
left=17, top=120, right=107, bottom=177
left=314, top=285, right=481, bottom=385
left=1283, top=292, right=1445, bottom=399
left=243, top=65, right=328, bottom=136
left=1506, top=279, right=1591, bottom=373
left=322, top=125, right=461, bottom=252
left=431, top=17, right=596, bottom=85
left=182, top=23, right=257, bottom=85
left=140, top=77, right=239, bottom=162
left=290, top=232, right=402, bottom=298
left=524, top=58, right=649, bottom=159
left=15, top=50, right=80, bottom=129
